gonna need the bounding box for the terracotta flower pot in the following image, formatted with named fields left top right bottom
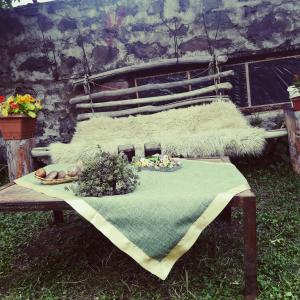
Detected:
left=291, top=96, right=300, bottom=111
left=288, top=86, right=300, bottom=111
left=0, top=115, right=36, bottom=140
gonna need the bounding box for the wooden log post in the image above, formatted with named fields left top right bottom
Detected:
left=5, top=138, right=35, bottom=182
left=118, top=145, right=135, bottom=162
left=144, top=143, right=162, bottom=157
left=284, top=108, right=300, bottom=174
left=4, top=137, right=65, bottom=224
left=243, top=195, right=258, bottom=299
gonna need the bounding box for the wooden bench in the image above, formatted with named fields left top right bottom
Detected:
left=30, top=55, right=288, bottom=160
left=0, top=156, right=258, bottom=299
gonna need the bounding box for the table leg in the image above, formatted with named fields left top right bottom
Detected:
left=218, top=205, right=231, bottom=223
left=243, top=196, right=258, bottom=299
left=53, top=210, right=64, bottom=224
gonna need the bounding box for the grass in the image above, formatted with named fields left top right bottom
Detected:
left=0, top=160, right=299, bottom=300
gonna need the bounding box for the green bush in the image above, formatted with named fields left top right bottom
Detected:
left=75, top=148, right=139, bottom=197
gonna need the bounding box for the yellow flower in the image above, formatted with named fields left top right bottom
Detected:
left=18, top=94, right=34, bottom=104
left=35, top=100, right=42, bottom=110
left=7, top=96, right=14, bottom=104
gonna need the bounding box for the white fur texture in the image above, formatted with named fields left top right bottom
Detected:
left=49, top=101, right=266, bottom=163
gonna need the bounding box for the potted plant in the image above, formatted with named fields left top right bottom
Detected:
left=0, top=94, right=42, bottom=140
left=287, top=75, right=300, bottom=111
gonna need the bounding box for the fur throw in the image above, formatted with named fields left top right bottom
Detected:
left=49, top=101, right=266, bottom=163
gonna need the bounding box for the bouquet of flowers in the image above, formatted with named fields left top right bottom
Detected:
left=0, top=94, right=42, bottom=118
left=134, top=154, right=181, bottom=172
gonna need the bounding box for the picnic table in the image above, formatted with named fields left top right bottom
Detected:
left=0, top=157, right=258, bottom=299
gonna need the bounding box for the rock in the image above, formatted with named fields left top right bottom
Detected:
left=59, top=116, right=75, bottom=143
left=204, top=11, right=234, bottom=30
left=18, top=57, right=49, bottom=73
left=15, top=5, right=39, bottom=17
left=131, top=23, right=154, bottom=32
left=179, top=0, right=190, bottom=12
left=0, top=15, right=24, bottom=37
left=102, top=27, right=119, bottom=41
left=128, top=42, right=167, bottom=60
left=60, top=56, right=80, bottom=75
left=147, top=0, right=162, bottom=15
left=92, top=45, right=119, bottom=66
left=37, top=14, right=54, bottom=32
left=76, top=34, right=93, bottom=47
left=58, top=18, right=77, bottom=32
left=83, top=17, right=99, bottom=27
left=47, top=1, right=66, bottom=14
left=214, top=38, right=232, bottom=49
left=122, top=4, right=138, bottom=17
left=203, top=0, right=222, bottom=12
left=246, top=13, right=288, bottom=45
left=179, top=36, right=209, bottom=53
left=7, top=41, right=38, bottom=58
left=243, top=2, right=271, bottom=18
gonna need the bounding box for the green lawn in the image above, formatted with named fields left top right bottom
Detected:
left=0, top=160, right=299, bottom=300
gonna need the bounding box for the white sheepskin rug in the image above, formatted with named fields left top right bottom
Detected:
left=49, top=101, right=266, bottom=163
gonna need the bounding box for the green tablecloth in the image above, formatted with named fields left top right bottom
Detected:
left=15, top=160, right=250, bottom=280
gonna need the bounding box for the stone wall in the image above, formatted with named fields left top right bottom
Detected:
left=0, top=0, right=299, bottom=151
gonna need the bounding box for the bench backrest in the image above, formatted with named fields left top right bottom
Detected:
left=70, top=55, right=233, bottom=121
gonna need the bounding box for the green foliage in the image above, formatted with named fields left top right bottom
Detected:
left=0, top=0, right=20, bottom=9
left=75, top=148, right=139, bottom=197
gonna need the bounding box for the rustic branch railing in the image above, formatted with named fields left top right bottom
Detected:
left=72, top=55, right=228, bottom=86
left=77, top=96, right=230, bottom=121
left=76, top=82, right=232, bottom=110
left=70, top=70, right=234, bottom=104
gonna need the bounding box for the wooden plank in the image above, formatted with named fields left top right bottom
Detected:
left=72, top=55, right=228, bottom=86
left=76, top=83, right=232, bottom=110
left=0, top=184, right=62, bottom=202
left=264, top=129, right=288, bottom=139
left=0, top=184, right=70, bottom=212
left=240, top=102, right=291, bottom=115
left=77, top=96, right=229, bottom=121
left=0, top=157, right=254, bottom=214
left=70, top=70, right=234, bottom=104
left=0, top=184, right=253, bottom=212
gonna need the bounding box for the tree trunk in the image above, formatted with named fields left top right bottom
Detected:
left=5, top=138, right=35, bottom=182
